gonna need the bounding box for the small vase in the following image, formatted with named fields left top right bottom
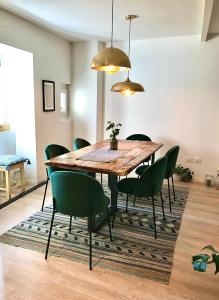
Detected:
left=110, top=138, right=118, bottom=150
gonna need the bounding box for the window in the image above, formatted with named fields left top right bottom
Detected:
left=60, top=85, right=68, bottom=117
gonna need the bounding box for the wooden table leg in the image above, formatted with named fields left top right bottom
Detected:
left=5, top=169, right=11, bottom=199
left=20, top=163, right=25, bottom=192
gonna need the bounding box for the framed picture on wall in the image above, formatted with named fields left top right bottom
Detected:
left=42, top=80, right=55, bottom=112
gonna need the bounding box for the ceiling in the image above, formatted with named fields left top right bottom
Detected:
left=0, top=0, right=218, bottom=42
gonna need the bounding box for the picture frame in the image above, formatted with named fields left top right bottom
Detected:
left=42, top=80, right=55, bottom=112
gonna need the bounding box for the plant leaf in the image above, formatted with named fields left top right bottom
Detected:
left=212, top=254, right=219, bottom=274
left=192, top=254, right=210, bottom=263
left=202, top=245, right=218, bottom=253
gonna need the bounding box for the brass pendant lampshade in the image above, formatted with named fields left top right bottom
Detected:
left=111, top=76, right=144, bottom=96
left=91, top=0, right=131, bottom=74
left=111, top=15, right=144, bottom=95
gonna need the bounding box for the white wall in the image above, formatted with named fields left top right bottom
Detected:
left=105, top=35, right=219, bottom=182
left=70, top=41, right=104, bottom=144
left=0, top=9, right=72, bottom=182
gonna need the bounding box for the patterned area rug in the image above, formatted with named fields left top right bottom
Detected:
left=0, top=178, right=189, bottom=284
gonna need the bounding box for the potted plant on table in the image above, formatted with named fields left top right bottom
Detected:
left=106, top=121, right=122, bottom=150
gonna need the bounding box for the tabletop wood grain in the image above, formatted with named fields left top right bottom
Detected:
left=45, top=139, right=163, bottom=176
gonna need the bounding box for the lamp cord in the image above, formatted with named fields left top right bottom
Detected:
left=128, top=17, right=131, bottom=58
left=111, top=0, right=114, bottom=48
left=127, top=17, right=132, bottom=79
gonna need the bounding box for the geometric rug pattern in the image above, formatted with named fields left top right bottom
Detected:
left=0, top=178, right=189, bottom=284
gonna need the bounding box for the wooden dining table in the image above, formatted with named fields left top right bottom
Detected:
left=45, top=139, right=163, bottom=232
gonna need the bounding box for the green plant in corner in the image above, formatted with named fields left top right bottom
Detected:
left=106, top=121, right=122, bottom=150
left=174, top=164, right=194, bottom=182
left=192, top=245, right=219, bottom=274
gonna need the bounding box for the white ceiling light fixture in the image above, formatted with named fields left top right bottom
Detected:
left=111, top=15, right=145, bottom=96
left=91, top=0, right=131, bottom=74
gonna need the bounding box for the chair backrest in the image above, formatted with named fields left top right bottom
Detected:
left=134, top=156, right=168, bottom=197
left=73, top=138, right=91, bottom=150
left=126, top=134, right=151, bottom=142
left=51, top=171, right=107, bottom=217
left=45, top=144, right=69, bottom=176
left=165, top=146, right=180, bottom=178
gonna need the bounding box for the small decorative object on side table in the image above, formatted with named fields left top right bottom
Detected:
left=215, top=168, right=219, bottom=190
left=204, top=174, right=214, bottom=187
left=106, top=121, right=122, bottom=150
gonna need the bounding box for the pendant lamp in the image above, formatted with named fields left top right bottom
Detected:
left=91, top=0, right=131, bottom=74
left=111, top=15, right=144, bottom=95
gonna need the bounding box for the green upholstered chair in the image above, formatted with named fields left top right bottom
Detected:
left=73, top=138, right=91, bottom=150
left=164, top=146, right=180, bottom=212
left=73, top=138, right=102, bottom=185
left=114, top=156, right=168, bottom=239
left=126, top=134, right=151, bottom=142
left=135, top=146, right=180, bottom=212
left=41, top=144, right=69, bottom=211
left=42, top=143, right=91, bottom=212
left=45, top=171, right=112, bottom=270
left=126, top=134, right=152, bottom=165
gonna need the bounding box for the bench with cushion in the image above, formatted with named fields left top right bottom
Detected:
left=0, top=155, right=30, bottom=199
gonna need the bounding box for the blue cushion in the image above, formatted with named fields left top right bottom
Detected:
left=0, top=155, right=30, bottom=170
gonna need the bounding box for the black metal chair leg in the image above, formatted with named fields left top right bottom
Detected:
left=88, top=217, right=92, bottom=270
left=171, top=176, right=176, bottom=201
left=112, top=210, right=116, bottom=229
left=41, top=177, right=49, bottom=211
left=100, top=173, right=103, bottom=186
left=125, top=194, right=129, bottom=212
left=167, top=178, right=172, bottom=213
left=133, top=196, right=136, bottom=207
left=106, top=207, right=113, bottom=241
left=151, top=196, right=157, bottom=239
left=69, top=216, right=72, bottom=233
left=45, top=208, right=55, bottom=259
left=160, top=191, right=166, bottom=221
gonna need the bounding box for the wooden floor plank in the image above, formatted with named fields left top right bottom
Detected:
left=0, top=180, right=219, bottom=300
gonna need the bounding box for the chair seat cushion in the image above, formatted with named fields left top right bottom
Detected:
left=135, top=165, right=149, bottom=176
left=117, top=177, right=139, bottom=195
left=0, top=155, right=30, bottom=170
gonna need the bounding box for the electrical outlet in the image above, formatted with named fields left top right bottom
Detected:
left=185, top=156, right=193, bottom=163
left=193, top=157, right=202, bottom=164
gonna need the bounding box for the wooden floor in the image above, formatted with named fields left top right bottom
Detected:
left=0, top=182, right=35, bottom=206
left=0, top=180, right=219, bottom=300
